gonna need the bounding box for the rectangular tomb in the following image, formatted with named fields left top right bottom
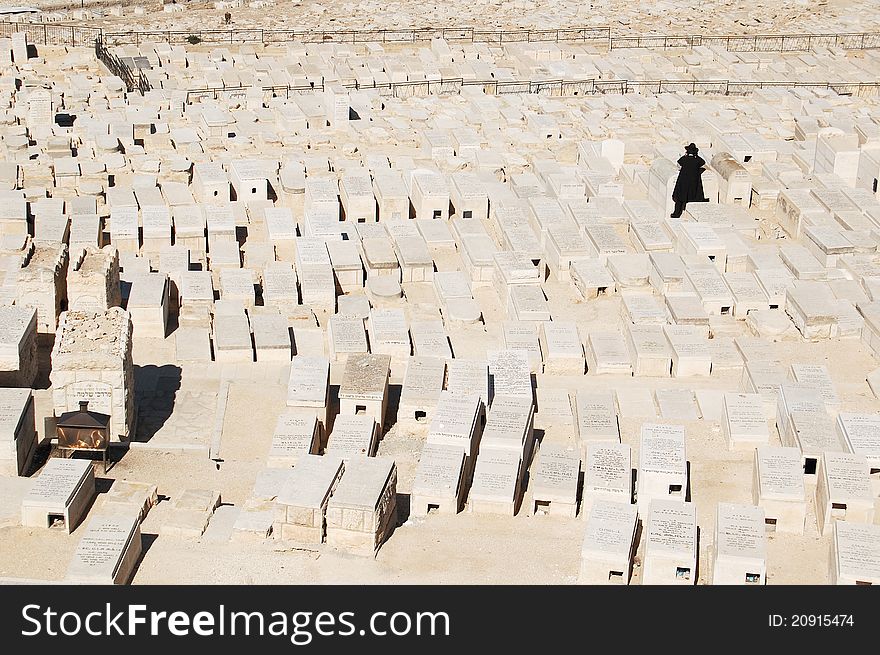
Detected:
left=411, top=442, right=467, bottom=516
left=579, top=500, right=638, bottom=585
left=468, top=446, right=523, bottom=516
left=21, top=458, right=96, bottom=533
left=325, top=456, right=397, bottom=557
left=267, top=413, right=320, bottom=467
left=276, top=454, right=344, bottom=544
left=530, top=445, right=580, bottom=517
left=637, top=423, right=688, bottom=513
left=642, top=499, right=698, bottom=585
left=831, top=522, right=880, bottom=585
left=0, top=388, right=37, bottom=477
left=712, top=502, right=767, bottom=586
left=65, top=510, right=142, bottom=585
left=753, top=446, right=806, bottom=534
left=815, top=451, right=875, bottom=536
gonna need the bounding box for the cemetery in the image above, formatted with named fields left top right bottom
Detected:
left=0, top=1, right=879, bottom=585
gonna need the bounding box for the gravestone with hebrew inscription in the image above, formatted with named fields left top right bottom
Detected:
left=411, top=442, right=467, bottom=516
left=712, top=502, right=767, bottom=585
left=753, top=446, right=806, bottom=534
left=65, top=510, right=142, bottom=584
left=642, top=499, right=698, bottom=586
left=0, top=388, right=36, bottom=477
left=50, top=308, right=135, bottom=440
left=579, top=499, right=638, bottom=585
left=21, top=458, right=95, bottom=533
left=637, top=424, right=688, bottom=513
left=0, top=306, right=38, bottom=388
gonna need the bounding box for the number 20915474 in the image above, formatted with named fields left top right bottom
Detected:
left=768, top=615, right=854, bottom=627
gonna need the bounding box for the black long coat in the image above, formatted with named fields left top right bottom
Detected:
left=672, top=154, right=706, bottom=203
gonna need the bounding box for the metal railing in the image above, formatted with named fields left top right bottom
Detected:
left=95, top=37, right=151, bottom=94
left=99, top=26, right=611, bottom=46
left=3, top=18, right=880, bottom=54
left=609, top=32, right=880, bottom=51
left=0, top=21, right=101, bottom=46
left=183, top=77, right=880, bottom=103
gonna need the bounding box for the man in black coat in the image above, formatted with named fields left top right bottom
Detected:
left=670, top=143, right=707, bottom=218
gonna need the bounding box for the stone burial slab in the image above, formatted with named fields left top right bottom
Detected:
left=625, top=324, right=673, bottom=377
left=579, top=499, right=638, bottom=585
left=410, top=320, right=453, bottom=360
left=398, top=357, right=446, bottom=426
left=790, top=363, right=839, bottom=408
left=267, top=412, right=321, bottom=467
left=126, top=273, right=169, bottom=339
left=468, top=446, right=523, bottom=516
left=815, top=452, right=875, bottom=536
left=0, top=388, right=36, bottom=477
left=530, top=444, right=580, bottom=517
left=575, top=391, right=620, bottom=456
left=251, top=311, right=292, bottom=362
left=325, top=414, right=380, bottom=459
left=212, top=308, right=253, bottom=363
left=231, top=506, right=277, bottom=543
left=411, top=442, right=467, bottom=516
left=369, top=308, right=411, bottom=358
left=721, top=392, right=769, bottom=451
left=488, top=349, right=533, bottom=402
left=787, top=410, right=846, bottom=479
left=328, top=314, right=368, bottom=362
left=570, top=258, right=614, bottom=300
left=711, top=502, right=767, bottom=586
left=445, top=358, right=489, bottom=404
left=831, top=521, right=880, bottom=585
left=481, top=395, right=535, bottom=481
left=620, top=291, right=667, bottom=325
left=160, top=489, right=221, bottom=540
left=637, top=423, right=688, bottom=513
left=65, top=510, right=142, bottom=585
left=276, top=454, right=344, bottom=543
left=502, top=322, right=542, bottom=374
left=655, top=389, right=699, bottom=421
left=286, top=356, right=330, bottom=435
left=642, top=499, right=698, bottom=586
left=0, top=305, right=38, bottom=388
left=538, top=321, right=585, bottom=375
left=835, top=413, right=880, bottom=494
left=427, top=391, right=483, bottom=472
left=99, top=480, right=158, bottom=523
left=582, top=441, right=632, bottom=516
left=338, top=353, right=391, bottom=429
left=21, top=458, right=96, bottom=533
left=325, top=456, right=397, bottom=558
left=109, top=206, right=139, bottom=252
left=586, top=332, right=633, bottom=375
left=179, top=270, right=215, bottom=308
left=753, top=446, right=806, bottom=535
left=663, top=325, right=711, bottom=377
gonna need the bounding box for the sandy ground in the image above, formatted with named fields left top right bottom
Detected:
left=1, top=2, right=878, bottom=586
left=2, top=246, right=876, bottom=584
left=9, top=0, right=880, bottom=37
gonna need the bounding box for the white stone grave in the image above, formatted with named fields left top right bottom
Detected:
left=21, top=458, right=95, bottom=533
left=712, top=503, right=767, bottom=585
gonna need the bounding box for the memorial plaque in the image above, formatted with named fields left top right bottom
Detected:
left=268, top=413, right=319, bottom=467
left=65, top=381, right=113, bottom=415
left=287, top=356, right=330, bottom=407
left=66, top=511, right=141, bottom=584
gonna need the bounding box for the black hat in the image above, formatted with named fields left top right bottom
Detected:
left=685, top=142, right=699, bottom=154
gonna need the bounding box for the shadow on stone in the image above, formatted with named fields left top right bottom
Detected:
left=132, top=364, right=182, bottom=443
